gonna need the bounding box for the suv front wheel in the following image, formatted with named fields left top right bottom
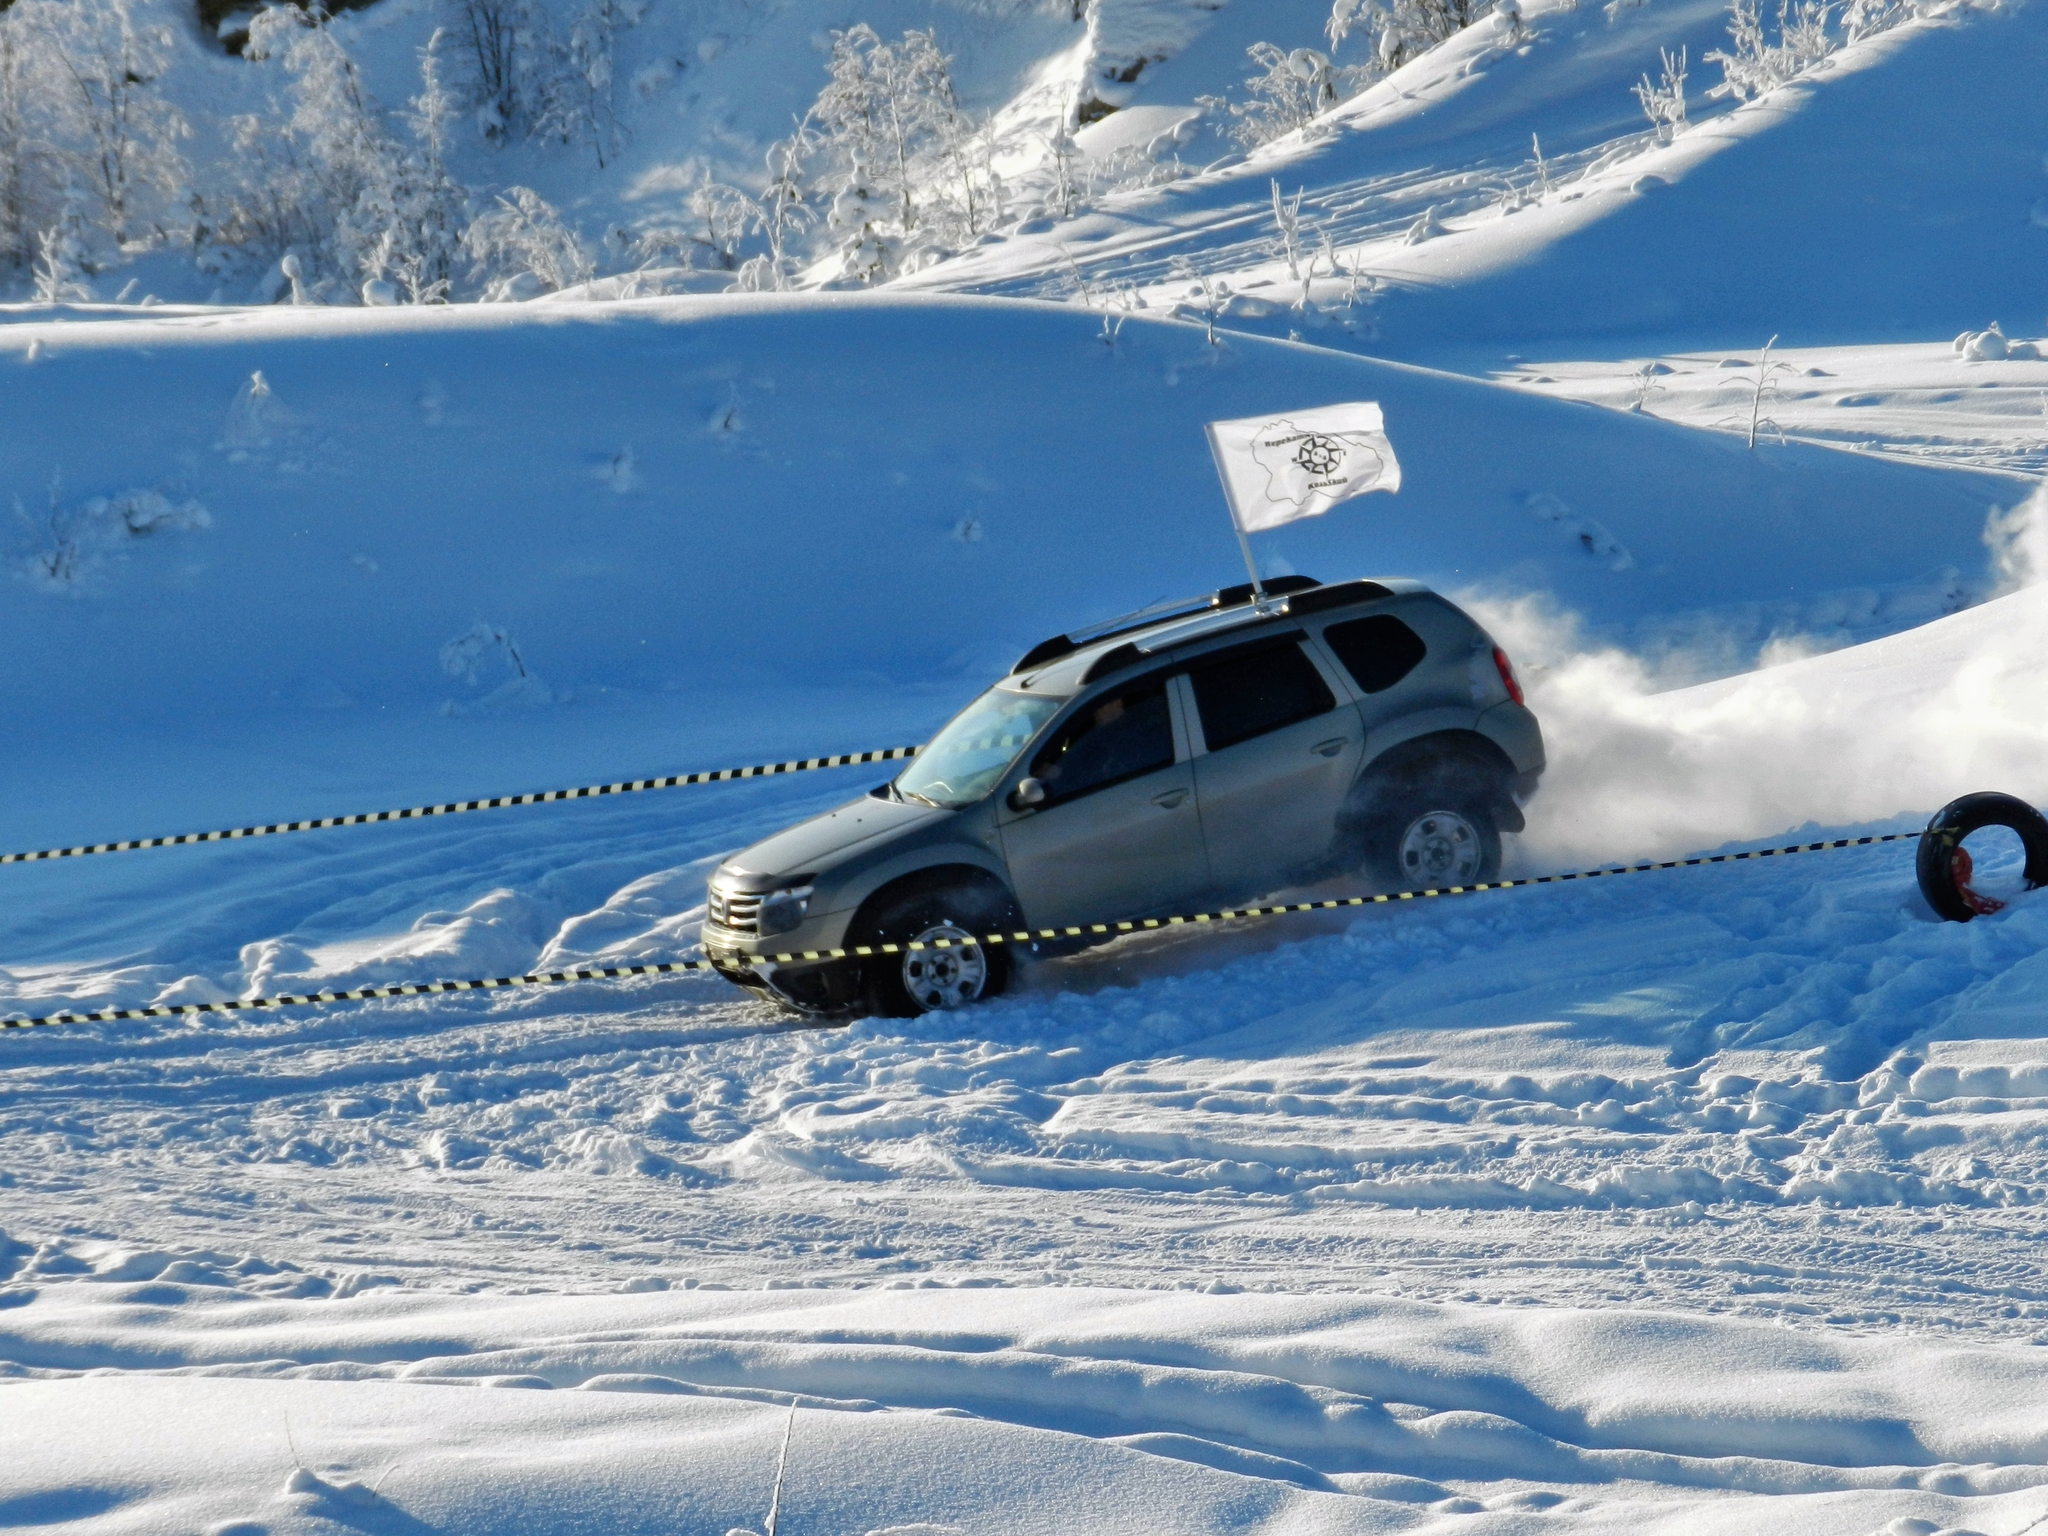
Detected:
left=857, top=888, right=1017, bottom=1017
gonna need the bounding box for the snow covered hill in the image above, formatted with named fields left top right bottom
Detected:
left=0, top=294, right=2009, bottom=740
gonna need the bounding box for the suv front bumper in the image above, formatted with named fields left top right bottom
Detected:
left=701, top=915, right=866, bottom=1013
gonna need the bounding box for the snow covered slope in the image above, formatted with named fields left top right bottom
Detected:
left=926, top=0, right=2048, bottom=355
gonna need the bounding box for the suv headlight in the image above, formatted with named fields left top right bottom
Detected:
left=756, top=884, right=815, bottom=938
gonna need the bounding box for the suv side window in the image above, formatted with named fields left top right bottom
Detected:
left=1322, top=614, right=1428, bottom=694
left=1030, top=680, right=1174, bottom=803
left=1187, top=641, right=1336, bottom=752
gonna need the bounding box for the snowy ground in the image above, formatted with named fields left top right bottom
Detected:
left=7, top=571, right=2048, bottom=1532
left=1487, top=341, right=2048, bottom=479
left=9, top=0, right=2048, bottom=1519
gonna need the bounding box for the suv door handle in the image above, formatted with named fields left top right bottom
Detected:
left=1311, top=737, right=1349, bottom=757
left=1151, top=788, right=1189, bottom=809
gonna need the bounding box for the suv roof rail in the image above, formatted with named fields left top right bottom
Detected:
left=1284, top=578, right=1393, bottom=615
left=1074, top=580, right=1399, bottom=685
left=1009, top=575, right=1322, bottom=675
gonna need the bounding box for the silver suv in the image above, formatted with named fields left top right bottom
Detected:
left=703, top=576, right=1543, bottom=1015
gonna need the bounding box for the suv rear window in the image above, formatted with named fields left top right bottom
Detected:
left=1187, top=642, right=1335, bottom=751
left=1322, top=614, right=1428, bottom=694
left=1031, top=680, right=1174, bottom=803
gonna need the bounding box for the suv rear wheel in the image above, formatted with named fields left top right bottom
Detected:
left=857, top=888, right=1017, bottom=1018
left=1356, top=762, right=1504, bottom=890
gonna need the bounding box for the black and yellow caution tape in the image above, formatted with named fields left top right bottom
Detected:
left=0, top=746, right=923, bottom=866
left=1, top=829, right=1918, bottom=1031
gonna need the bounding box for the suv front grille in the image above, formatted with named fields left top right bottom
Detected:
left=706, top=886, right=761, bottom=937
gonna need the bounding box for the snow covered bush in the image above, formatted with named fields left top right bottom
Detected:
left=1705, top=0, right=1836, bottom=101
left=1205, top=0, right=1510, bottom=150
left=1954, top=322, right=2041, bottom=361
left=439, top=621, right=553, bottom=710
left=1329, top=0, right=1502, bottom=78
left=440, top=621, right=529, bottom=684
left=464, top=185, right=590, bottom=296
left=1200, top=43, right=1344, bottom=150
left=13, top=479, right=210, bottom=593
left=30, top=191, right=95, bottom=302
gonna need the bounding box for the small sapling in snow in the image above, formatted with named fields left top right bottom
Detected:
left=1717, top=334, right=1794, bottom=448
left=1270, top=179, right=1306, bottom=282
left=1634, top=47, right=1689, bottom=142
left=1169, top=256, right=1231, bottom=346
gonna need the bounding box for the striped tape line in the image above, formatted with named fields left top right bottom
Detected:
left=0, top=746, right=922, bottom=865
left=1, top=830, right=1917, bottom=1031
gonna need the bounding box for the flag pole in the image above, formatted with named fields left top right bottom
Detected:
left=1204, top=424, right=1267, bottom=606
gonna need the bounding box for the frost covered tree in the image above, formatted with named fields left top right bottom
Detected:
left=547, top=0, right=632, bottom=166
left=224, top=12, right=471, bottom=303
left=733, top=122, right=816, bottom=291
left=444, top=0, right=527, bottom=141
left=441, top=0, right=637, bottom=158
left=1042, top=118, right=1079, bottom=219
left=689, top=180, right=756, bottom=269
left=394, top=29, right=471, bottom=300
left=825, top=157, right=898, bottom=285
left=263, top=9, right=395, bottom=274
left=0, top=12, right=60, bottom=275
left=808, top=23, right=994, bottom=272
left=7, top=0, right=187, bottom=246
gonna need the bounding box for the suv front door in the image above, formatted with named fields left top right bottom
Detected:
left=996, top=675, right=1209, bottom=928
left=1182, top=636, right=1363, bottom=896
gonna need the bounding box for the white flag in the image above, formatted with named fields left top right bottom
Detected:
left=1204, top=401, right=1402, bottom=533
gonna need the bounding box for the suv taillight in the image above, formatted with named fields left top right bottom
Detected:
left=1492, top=646, right=1524, bottom=706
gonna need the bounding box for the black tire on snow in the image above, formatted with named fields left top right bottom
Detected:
left=1354, top=759, right=1504, bottom=891
left=857, top=887, right=1017, bottom=1018
left=1916, top=791, right=2048, bottom=923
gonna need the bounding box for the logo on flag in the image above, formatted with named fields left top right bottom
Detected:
left=1205, top=402, right=1402, bottom=533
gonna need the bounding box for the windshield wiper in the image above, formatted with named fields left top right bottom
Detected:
left=897, top=787, right=943, bottom=808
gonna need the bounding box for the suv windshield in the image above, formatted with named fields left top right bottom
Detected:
left=895, top=687, right=1065, bottom=808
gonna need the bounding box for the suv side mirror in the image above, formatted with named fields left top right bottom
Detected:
left=1009, top=777, right=1046, bottom=811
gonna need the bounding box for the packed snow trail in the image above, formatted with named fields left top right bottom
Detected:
left=5, top=795, right=2046, bottom=1306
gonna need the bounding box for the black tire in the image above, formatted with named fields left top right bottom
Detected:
left=855, top=886, right=1018, bottom=1018
left=1353, top=759, right=1504, bottom=891
left=1916, top=791, right=2048, bottom=923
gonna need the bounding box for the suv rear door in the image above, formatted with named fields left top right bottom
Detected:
left=995, top=674, right=1210, bottom=928
left=1181, top=634, right=1362, bottom=896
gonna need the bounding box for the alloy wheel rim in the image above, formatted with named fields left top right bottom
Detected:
left=1398, top=810, right=1482, bottom=884
left=901, top=922, right=988, bottom=1011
